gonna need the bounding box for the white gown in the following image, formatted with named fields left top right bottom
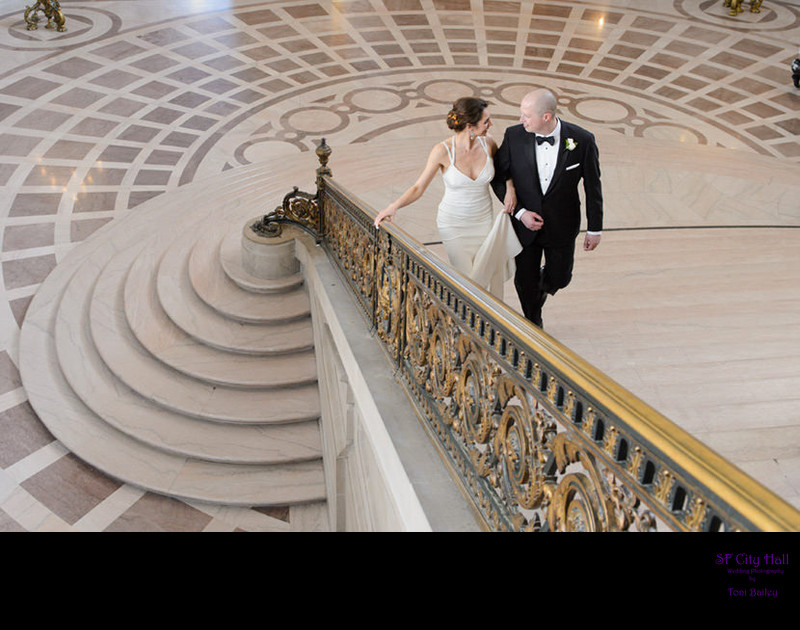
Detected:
left=436, top=136, right=522, bottom=298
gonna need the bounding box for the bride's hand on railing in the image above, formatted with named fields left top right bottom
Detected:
left=374, top=207, right=396, bottom=228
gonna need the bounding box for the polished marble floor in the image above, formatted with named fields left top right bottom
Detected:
left=0, top=0, right=798, bottom=531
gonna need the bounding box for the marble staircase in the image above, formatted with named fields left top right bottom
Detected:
left=19, top=164, right=329, bottom=526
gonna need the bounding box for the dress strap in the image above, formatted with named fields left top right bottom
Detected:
left=441, top=137, right=455, bottom=164
left=478, top=135, right=490, bottom=156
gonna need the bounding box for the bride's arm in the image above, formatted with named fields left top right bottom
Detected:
left=374, top=144, right=446, bottom=228
left=487, top=135, right=517, bottom=213
left=503, top=178, right=517, bottom=213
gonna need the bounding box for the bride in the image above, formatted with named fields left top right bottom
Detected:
left=373, top=97, right=522, bottom=298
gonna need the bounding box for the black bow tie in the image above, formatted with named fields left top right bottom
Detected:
left=536, top=135, right=555, bottom=146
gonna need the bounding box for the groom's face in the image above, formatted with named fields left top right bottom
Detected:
left=520, top=100, right=553, bottom=135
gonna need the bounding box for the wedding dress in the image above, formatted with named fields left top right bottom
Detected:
left=436, top=136, right=522, bottom=298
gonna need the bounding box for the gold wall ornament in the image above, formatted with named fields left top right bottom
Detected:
left=723, top=0, right=764, bottom=15
left=24, top=0, right=66, bottom=32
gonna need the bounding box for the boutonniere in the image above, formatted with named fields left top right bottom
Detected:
left=565, top=138, right=577, bottom=151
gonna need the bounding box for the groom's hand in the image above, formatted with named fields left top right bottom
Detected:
left=519, top=210, right=544, bottom=231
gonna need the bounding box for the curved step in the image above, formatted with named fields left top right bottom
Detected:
left=220, top=226, right=305, bottom=293
left=123, top=240, right=317, bottom=387
left=87, top=247, right=321, bottom=424
left=23, top=241, right=325, bottom=507
left=174, top=227, right=311, bottom=324
left=154, top=238, right=314, bottom=355
left=54, top=261, right=322, bottom=464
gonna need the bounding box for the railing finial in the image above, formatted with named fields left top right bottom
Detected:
left=316, top=137, right=332, bottom=179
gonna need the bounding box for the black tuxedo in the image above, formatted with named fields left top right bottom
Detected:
left=491, top=120, right=603, bottom=326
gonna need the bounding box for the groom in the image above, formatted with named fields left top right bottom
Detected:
left=491, top=88, right=603, bottom=328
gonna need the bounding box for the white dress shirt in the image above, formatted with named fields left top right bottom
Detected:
left=514, top=119, right=601, bottom=236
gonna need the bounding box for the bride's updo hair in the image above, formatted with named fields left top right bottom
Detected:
left=446, top=97, right=488, bottom=131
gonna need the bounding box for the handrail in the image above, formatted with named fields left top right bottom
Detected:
left=268, top=139, right=800, bottom=532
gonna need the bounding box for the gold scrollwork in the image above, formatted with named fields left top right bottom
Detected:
left=549, top=473, right=603, bottom=532
left=454, top=349, right=495, bottom=444
left=493, top=379, right=556, bottom=512
left=685, top=496, right=709, bottom=532
left=426, top=311, right=459, bottom=403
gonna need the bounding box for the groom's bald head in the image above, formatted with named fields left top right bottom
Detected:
left=519, top=88, right=558, bottom=135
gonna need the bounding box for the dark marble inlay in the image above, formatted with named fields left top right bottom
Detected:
left=709, top=52, right=756, bottom=71
left=15, top=109, right=72, bottom=132
left=68, top=117, right=119, bottom=138
left=620, top=31, right=660, bottom=46
left=187, top=16, right=236, bottom=34
left=0, top=351, right=22, bottom=395
left=73, top=191, right=117, bottom=213
left=631, top=16, right=675, bottom=32
left=393, top=14, right=429, bottom=26
left=215, top=32, right=259, bottom=47
left=71, top=217, right=112, bottom=241
left=241, top=45, right=281, bottom=61
left=90, top=41, right=147, bottom=61
left=8, top=193, right=61, bottom=217
left=167, top=67, right=213, bottom=85
left=170, top=92, right=212, bottom=109
left=82, top=167, right=127, bottom=186
left=707, top=87, right=747, bottom=104
left=97, top=145, right=143, bottom=163
left=145, top=149, right=182, bottom=166
left=181, top=115, right=218, bottom=131
left=20, top=453, right=122, bottom=526
left=9, top=295, right=31, bottom=328
left=132, top=80, right=179, bottom=99
left=161, top=131, right=198, bottom=148
left=235, top=8, right=279, bottom=26
left=204, top=55, right=247, bottom=72
left=680, top=25, right=728, bottom=45
left=106, top=492, right=212, bottom=532
left=141, top=106, right=184, bottom=124
left=0, top=77, right=62, bottom=100
left=2, top=224, right=54, bottom=251
left=51, top=87, right=106, bottom=108
left=99, top=98, right=148, bottom=117
left=23, top=165, right=74, bottom=186
left=774, top=142, right=800, bottom=158
left=746, top=125, right=784, bottom=141
left=116, top=124, right=160, bottom=143
left=172, top=41, right=220, bottom=59
left=718, top=110, right=755, bottom=125
left=284, top=4, right=329, bottom=19
left=0, top=402, right=54, bottom=468
left=127, top=190, right=163, bottom=207
left=2, top=254, right=57, bottom=289
left=44, top=57, right=104, bottom=80
left=89, top=69, right=144, bottom=90
left=129, top=54, right=180, bottom=73
left=229, top=89, right=266, bottom=104
left=138, top=27, right=190, bottom=47
left=0, top=163, right=17, bottom=186
left=0, top=103, right=21, bottom=123
left=133, top=169, right=171, bottom=186
left=43, top=140, right=94, bottom=160
left=0, top=134, right=41, bottom=157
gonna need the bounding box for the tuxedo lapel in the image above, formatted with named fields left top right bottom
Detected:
left=523, top=131, right=543, bottom=207
left=545, top=121, right=570, bottom=196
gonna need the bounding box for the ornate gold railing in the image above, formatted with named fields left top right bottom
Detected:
left=268, top=139, right=800, bottom=532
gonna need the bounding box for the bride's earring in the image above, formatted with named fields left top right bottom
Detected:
left=469, top=129, right=475, bottom=140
